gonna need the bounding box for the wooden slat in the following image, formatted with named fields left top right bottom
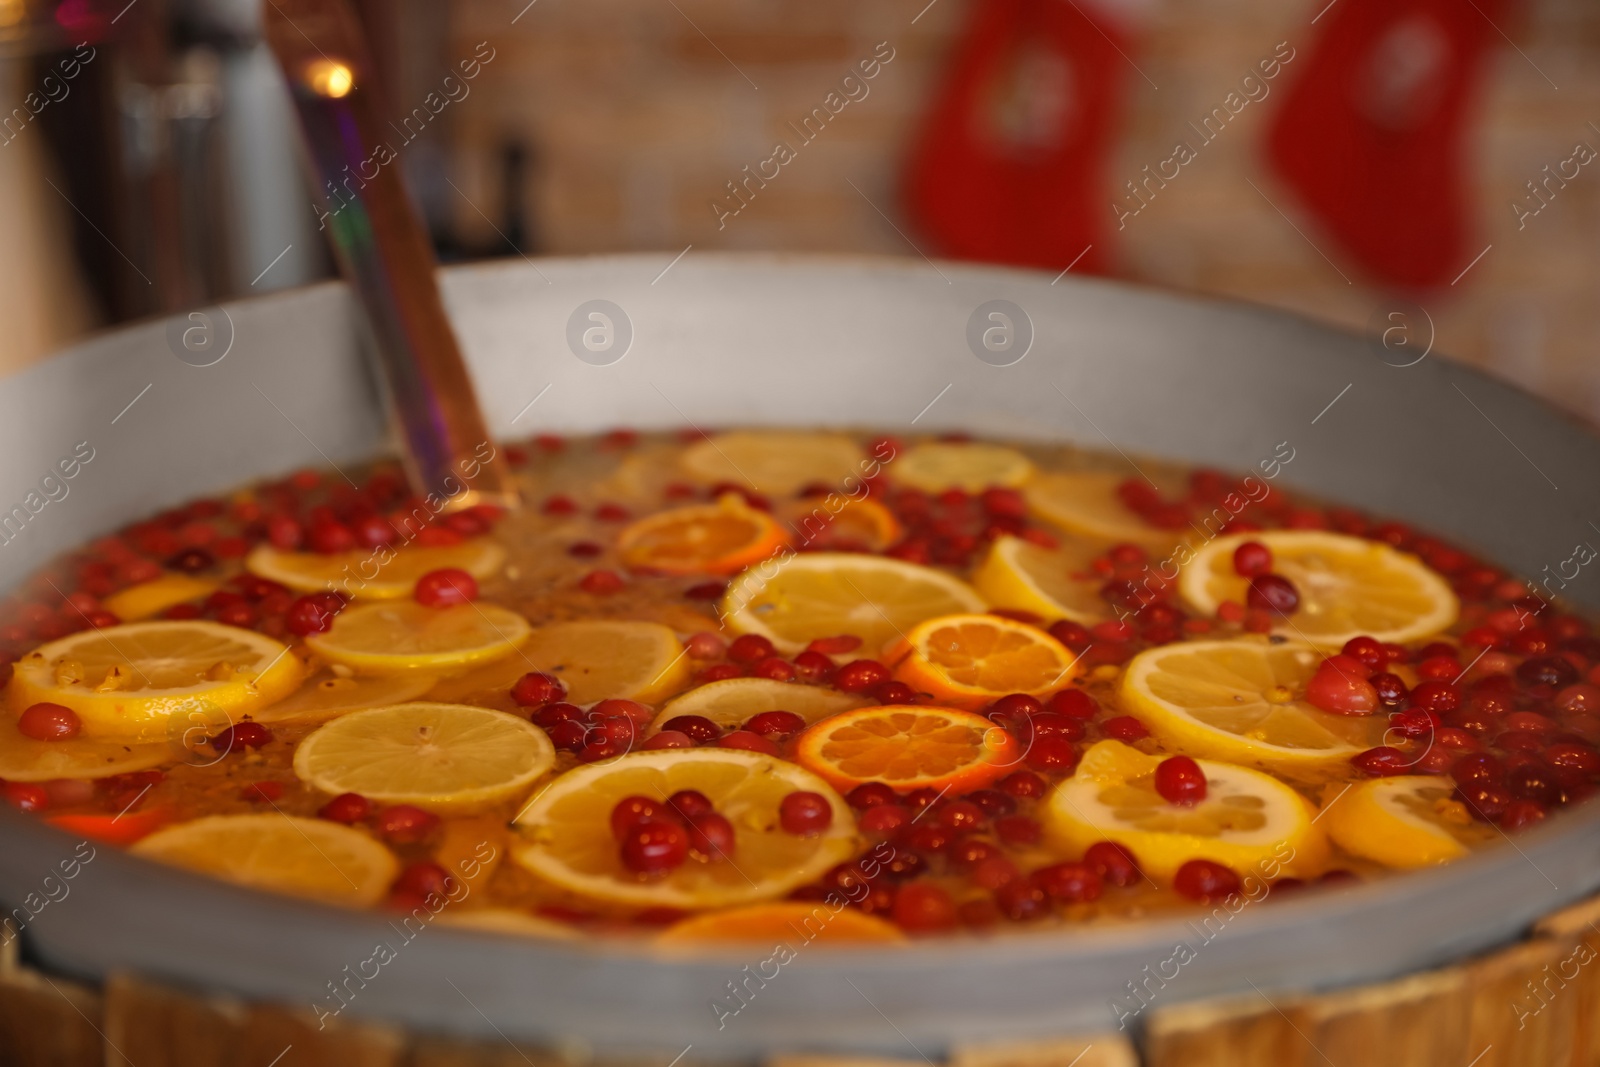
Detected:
left=949, top=1032, right=1138, bottom=1067
left=769, top=1055, right=926, bottom=1067
left=0, top=924, right=104, bottom=1067
left=1537, top=901, right=1600, bottom=1067
left=1462, top=936, right=1577, bottom=1067
left=404, top=1036, right=566, bottom=1067
left=1143, top=993, right=1302, bottom=1067
left=1294, top=969, right=1469, bottom=1067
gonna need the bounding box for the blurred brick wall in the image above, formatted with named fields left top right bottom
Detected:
left=446, top=0, right=1600, bottom=420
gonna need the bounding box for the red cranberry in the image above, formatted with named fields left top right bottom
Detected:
left=620, top=819, right=690, bottom=874
left=752, top=656, right=796, bottom=682
left=792, top=650, right=836, bottom=682
left=718, top=730, right=779, bottom=756
left=998, top=771, right=1046, bottom=798
left=1457, top=782, right=1512, bottom=822
left=1409, top=680, right=1461, bottom=714
left=167, top=547, right=217, bottom=573
left=938, top=800, right=986, bottom=832
left=1048, top=620, right=1091, bottom=647
left=1503, top=711, right=1558, bottom=734
left=1046, top=689, right=1098, bottom=719
left=266, top=514, right=303, bottom=549
left=859, top=804, right=910, bottom=834
left=727, top=634, right=776, bottom=664
left=988, top=693, right=1045, bottom=718
left=972, top=855, right=1020, bottom=890
left=1341, top=636, right=1385, bottom=670
left=1388, top=708, right=1440, bottom=740
left=1544, top=742, right=1600, bottom=776
left=1370, top=672, right=1409, bottom=705
left=995, top=814, right=1041, bottom=845
left=1173, top=859, right=1241, bottom=901
left=779, top=791, right=833, bottom=835
left=1232, top=541, right=1272, bottom=577
left=1556, top=684, right=1600, bottom=714
left=667, top=790, right=715, bottom=820
left=966, top=789, right=1016, bottom=817
left=393, top=861, right=455, bottom=900
left=1500, top=799, right=1548, bottom=831
left=1029, top=712, right=1085, bottom=741
left=683, top=581, right=725, bottom=600
left=1507, top=764, right=1560, bottom=806
left=285, top=592, right=343, bottom=636
left=1102, top=716, right=1149, bottom=741
left=1033, top=862, right=1103, bottom=903
left=510, top=671, right=566, bottom=707
left=807, top=635, right=864, bottom=655
left=374, top=804, right=440, bottom=843
left=891, top=883, right=958, bottom=932
left=4, top=782, right=49, bottom=812
left=1247, top=573, right=1300, bottom=615
left=847, top=782, right=899, bottom=808
left=319, top=792, right=371, bottom=824
left=686, top=812, right=737, bottom=858
left=1085, top=841, right=1141, bottom=887
left=662, top=715, right=722, bottom=744
left=211, top=721, right=272, bottom=753
left=579, top=569, right=624, bottom=594
left=745, top=710, right=805, bottom=740
left=994, top=880, right=1050, bottom=921
left=643, top=730, right=694, bottom=750
left=1306, top=661, right=1379, bottom=715
left=1452, top=752, right=1505, bottom=786
left=1519, top=656, right=1580, bottom=690
left=611, top=795, right=672, bottom=838
left=414, top=568, right=477, bottom=607
left=871, top=680, right=916, bottom=704
left=1155, top=755, right=1207, bottom=805
left=834, top=659, right=890, bottom=693
left=17, top=702, right=81, bottom=741
left=307, top=522, right=355, bottom=555
left=1351, top=746, right=1410, bottom=777
left=1416, top=656, right=1459, bottom=681
left=902, top=824, right=951, bottom=854
left=1026, top=736, right=1079, bottom=772
left=905, top=787, right=942, bottom=811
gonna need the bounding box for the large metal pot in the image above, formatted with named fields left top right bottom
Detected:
left=2, top=254, right=1597, bottom=1059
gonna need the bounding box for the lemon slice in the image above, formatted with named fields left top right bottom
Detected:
left=680, top=431, right=865, bottom=496
left=1322, top=776, right=1495, bottom=869
left=721, top=553, right=986, bottom=655
left=1179, top=531, right=1458, bottom=647
left=1045, top=740, right=1328, bottom=882
left=9, top=621, right=304, bottom=740
left=892, top=442, right=1034, bottom=492
left=245, top=539, right=506, bottom=599
left=131, top=814, right=397, bottom=906
left=651, top=677, right=867, bottom=732
left=517, top=620, right=690, bottom=705
left=293, top=702, right=554, bottom=813
left=248, top=669, right=439, bottom=724
left=512, top=749, right=858, bottom=910
left=0, top=719, right=169, bottom=781
left=103, top=574, right=219, bottom=621
left=1027, top=471, right=1180, bottom=546
left=657, top=902, right=905, bottom=945
left=305, top=602, right=531, bottom=675
left=971, top=535, right=1109, bottom=624
left=1120, top=640, right=1385, bottom=774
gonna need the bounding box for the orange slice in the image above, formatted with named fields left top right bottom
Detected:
left=790, top=497, right=903, bottom=552
left=884, top=614, right=1082, bottom=710
left=617, top=494, right=788, bottom=575
left=793, top=705, right=1020, bottom=792
left=657, top=902, right=905, bottom=945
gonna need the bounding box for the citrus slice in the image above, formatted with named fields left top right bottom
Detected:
left=1027, top=471, right=1180, bottom=546
left=436, top=908, right=579, bottom=939
left=245, top=539, right=506, bottom=599
left=1322, top=776, right=1494, bottom=869
left=971, top=535, right=1109, bottom=624
left=651, top=677, right=868, bottom=732
left=720, top=553, right=986, bottom=656
left=680, top=432, right=865, bottom=496
left=517, top=620, right=690, bottom=705
left=9, top=621, right=304, bottom=740
left=130, top=813, right=397, bottom=907
left=790, top=497, right=903, bottom=552
left=305, top=602, right=531, bottom=675
left=793, top=705, right=1021, bottom=792
left=1179, top=531, right=1458, bottom=647
left=511, top=749, right=857, bottom=910
left=1120, top=640, right=1386, bottom=774
left=102, top=574, right=219, bottom=621
left=617, top=494, right=788, bottom=575
left=885, top=614, right=1082, bottom=710
left=247, top=669, right=438, bottom=724
left=1045, top=740, right=1328, bottom=882
left=0, top=719, right=169, bottom=781
left=892, top=442, right=1034, bottom=492
left=656, top=902, right=904, bottom=945
left=293, top=702, right=555, bottom=813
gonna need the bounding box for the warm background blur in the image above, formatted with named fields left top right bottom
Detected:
left=2, top=0, right=1597, bottom=418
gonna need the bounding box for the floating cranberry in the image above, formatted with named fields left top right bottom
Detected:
left=1370, top=672, right=1409, bottom=706
left=966, top=789, right=1016, bottom=817
left=1388, top=708, right=1440, bottom=740
left=579, top=569, right=624, bottom=594
left=413, top=568, right=478, bottom=607
left=1102, top=716, right=1149, bottom=741
left=1408, top=680, right=1461, bottom=714
left=745, top=710, right=805, bottom=740
left=285, top=592, right=343, bottom=636
left=611, top=795, right=672, bottom=838
left=1306, top=660, right=1379, bottom=715
left=667, top=790, right=715, bottom=820
left=1416, top=656, right=1459, bottom=681
left=1048, top=620, right=1091, bottom=648
left=1232, top=541, right=1272, bottom=578
left=4, top=782, right=49, bottom=812
left=661, top=715, right=721, bottom=744
left=374, top=804, right=439, bottom=843
left=1173, top=859, right=1241, bottom=902
left=779, top=791, right=833, bottom=836
left=1155, top=755, right=1207, bottom=805
left=998, top=771, right=1046, bottom=798
left=686, top=811, right=737, bottom=858
left=1029, top=712, right=1085, bottom=742
left=971, top=855, right=1020, bottom=890
left=902, top=823, right=951, bottom=854
left=211, top=721, right=272, bottom=753
left=859, top=804, right=910, bottom=834
left=834, top=659, right=890, bottom=693
left=683, top=581, right=725, bottom=600
left=1340, top=636, right=1386, bottom=670
left=510, top=671, right=566, bottom=707
left=891, top=883, right=958, bottom=933
left=1033, top=862, right=1103, bottom=903
left=718, top=730, right=779, bottom=756
left=871, top=680, right=916, bottom=704
left=987, top=693, right=1044, bottom=719
left=1544, top=741, right=1600, bottom=776
left=905, top=787, right=942, bottom=811
left=791, top=650, right=836, bottom=682
left=17, top=702, right=80, bottom=741
left=1351, top=746, right=1409, bottom=777
left=1084, top=841, right=1141, bottom=886
left=620, top=819, right=689, bottom=874
left=319, top=792, right=371, bottom=824
left=306, top=522, right=355, bottom=555
left=241, top=780, right=284, bottom=803
left=751, top=656, right=795, bottom=682
left=393, top=861, right=455, bottom=900
left=1518, top=656, right=1580, bottom=690
left=1247, top=574, right=1300, bottom=615
left=1556, top=684, right=1600, bottom=714
left=266, top=514, right=303, bottom=549
left=643, top=730, right=694, bottom=750
left=807, top=635, right=863, bottom=655
left=1457, top=782, right=1512, bottom=822
left=994, top=879, right=1050, bottom=921
left=1026, top=736, right=1079, bottom=772
left=847, top=782, right=898, bottom=808
left=1500, top=799, right=1548, bottom=831
left=167, top=547, right=216, bottom=574
left=726, top=634, right=775, bottom=665
left=1503, top=711, right=1558, bottom=734
left=1046, top=689, right=1098, bottom=720
left=1507, top=764, right=1560, bottom=806
left=938, top=800, right=986, bottom=832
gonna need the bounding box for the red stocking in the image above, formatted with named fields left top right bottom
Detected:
left=901, top=0, right=1143, bottom=274
left=1265, top=0, right=1512, bottom=290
